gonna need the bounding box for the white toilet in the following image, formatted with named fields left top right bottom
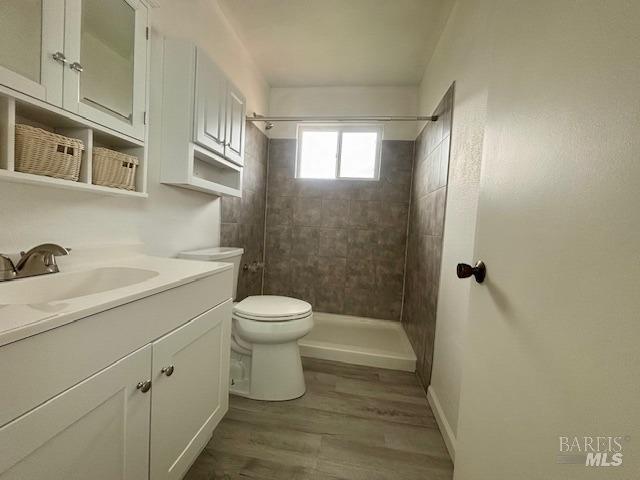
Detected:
left=177, top=247, right=313, bottom=401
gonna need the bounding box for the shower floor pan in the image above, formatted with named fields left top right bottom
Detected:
left=299, top=312, right=416, bottom=372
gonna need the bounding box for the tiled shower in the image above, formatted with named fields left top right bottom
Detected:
left=220, top=84, right=454, bottom=386
left=263, top=139, right=413, bottom=320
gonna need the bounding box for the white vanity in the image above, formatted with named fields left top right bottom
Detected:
left=0, top=247, right=233, bottom=480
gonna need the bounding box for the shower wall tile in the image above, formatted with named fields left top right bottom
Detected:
left=291, top=226, right=319, bottom=256
left=220, top=121, right=268, bottom=301
left=318, top=228, right=348, bottom=257
left=264, top=138, right=414, bottom=320
left=401, top=84, right=454, bottom=387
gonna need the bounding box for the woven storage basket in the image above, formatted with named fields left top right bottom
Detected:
left=92, top=147, right=139, bottom=191
left=15, top=124, right=84, bottom=181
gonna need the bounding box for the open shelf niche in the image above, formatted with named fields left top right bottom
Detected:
left=0, top=92, right=148, bottom=198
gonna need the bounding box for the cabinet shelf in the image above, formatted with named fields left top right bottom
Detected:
left=162, top=143, right=242, bottom=197
left=0, top=169, right=148, bottom=198
left=0, top=90, right=148, bottom=197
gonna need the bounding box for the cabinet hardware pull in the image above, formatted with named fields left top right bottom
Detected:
left=52, top=52, right=68, bottom=64
left=161, top=365, right=175, bottom=377
left=136, top=380, right=152, bottom=393
left=69, top=62, right=84, bottom=73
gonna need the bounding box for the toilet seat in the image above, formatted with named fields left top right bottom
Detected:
left=233, top=295, right=312, bottom=322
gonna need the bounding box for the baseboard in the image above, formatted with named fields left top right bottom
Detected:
left=427, top=386, right=457, bottom=463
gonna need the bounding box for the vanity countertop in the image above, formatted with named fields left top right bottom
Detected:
left=0, top=247, right=231, bottom=348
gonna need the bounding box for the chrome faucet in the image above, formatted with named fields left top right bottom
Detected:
left=0, top=244, right=70, bottom=282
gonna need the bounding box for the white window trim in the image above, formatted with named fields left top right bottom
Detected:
left=295, top=124, right=383, bottom=181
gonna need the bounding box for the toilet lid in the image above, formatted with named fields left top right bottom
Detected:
left=233, top=295, right=312, bottom=322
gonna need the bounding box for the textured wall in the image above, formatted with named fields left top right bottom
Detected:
left=220, top=122, right=268, bottom=300
left=402, top=85, right=454, bottom=386
left=417, top=0, right=490, bottom=447
left=263, top=139, right=414, bottom=320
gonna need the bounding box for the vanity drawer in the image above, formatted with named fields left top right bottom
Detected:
left=0, top=269, right=232, bottom=427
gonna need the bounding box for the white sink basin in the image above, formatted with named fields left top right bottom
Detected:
left=0, top=267, right=159, bottom=305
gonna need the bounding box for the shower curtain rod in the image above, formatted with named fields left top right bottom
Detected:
left=246, top=113, right=437, bottom=129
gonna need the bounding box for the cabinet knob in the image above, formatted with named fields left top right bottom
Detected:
left=69, top=62, right=84, bottom=73
left=52, top=51, right=68, bottom=64
left=136, top=380, right=152, bottom=393
left=456, top=261, right=486, bottom=284
left=161, top=365, right=175, bottom=377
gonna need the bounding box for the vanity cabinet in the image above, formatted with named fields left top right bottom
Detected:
left=0, top=0, right=148, bottom=140
left=0, top=271, right=233, bottom=480
left=0, top=345, right=152, bottom=479
left=150, top=302, right=231, bottom=480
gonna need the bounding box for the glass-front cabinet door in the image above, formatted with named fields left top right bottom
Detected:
left=0, top=0, right=65, bottom=105
left=63, top=0, right=147, bottom=140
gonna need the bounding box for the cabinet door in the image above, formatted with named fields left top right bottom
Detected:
left=63, top=0, right=148, bottom=140
left=0, top=0, right=65, bottom=106
left=224, top=82, right=246, bottom=166
left=194, top=48, right=227, bottom=156
left=0, top=345, right=152, bottom=480
left=150, top=301, right=232, bottom=480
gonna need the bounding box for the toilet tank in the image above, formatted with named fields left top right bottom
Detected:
left=177, top=247, right=244, bottom=300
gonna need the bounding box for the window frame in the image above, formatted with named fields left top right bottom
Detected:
left=295, top=124, right=383, bottom=181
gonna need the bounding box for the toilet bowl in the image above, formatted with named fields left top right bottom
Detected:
left=177, top=247, right=314, bottom=401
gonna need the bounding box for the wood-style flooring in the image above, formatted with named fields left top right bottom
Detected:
left=185, top=357, right=453, bottom=480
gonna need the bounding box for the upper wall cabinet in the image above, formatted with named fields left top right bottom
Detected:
left=160, top=39, right=245, bottom=197
left=0, top=0, right=65, bottom=106
left=0, top=0, right=148, bottom=141
left=192, top=47, right=246, bottom=167
left=194, top=48, right=227, bottom=157
left=63, top=0, right=148, bottom=140
left=224, top=82, right=246, bottom=165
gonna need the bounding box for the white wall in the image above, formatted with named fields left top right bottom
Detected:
left=417, top=0, right=492, bottom=458
left=0, top=0, right=269, bottom=256
left=267, top=86, right=418, bottom=140
left=454, top=1, right=640, bottom=478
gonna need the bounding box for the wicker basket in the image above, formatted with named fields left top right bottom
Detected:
left=14, top=124, right=84, bottom=181
left=92, top=147, right=139, bottom=191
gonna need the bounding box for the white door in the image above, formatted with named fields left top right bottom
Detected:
left=224, top=82, right=246, bottom=166
left=454, top=2, right=640, bottom=479
left=194, top=48, right=227, bottom=157
left=150, top=301, right=232, bottom=480
left=0, top=0, right=65, bottom=106
left=0, top=345, right=152, bottom=479
left=63, top=0, right=148, bottom=140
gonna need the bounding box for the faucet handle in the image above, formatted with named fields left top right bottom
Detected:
left=0, top=254, right=17, bottom=281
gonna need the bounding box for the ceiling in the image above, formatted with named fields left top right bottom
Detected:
left=218, top=0, right=454, bottom=87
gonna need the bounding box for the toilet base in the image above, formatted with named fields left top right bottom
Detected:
left=229, top=342, right=306, bottom=401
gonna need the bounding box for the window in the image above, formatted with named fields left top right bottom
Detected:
left=296, top=125, right=382, bottom=180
